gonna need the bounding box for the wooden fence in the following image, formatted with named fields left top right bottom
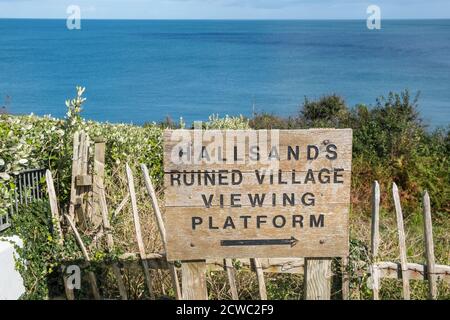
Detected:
left=22, top=131, right=450, bottom=300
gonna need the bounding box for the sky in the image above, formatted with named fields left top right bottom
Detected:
left=0, top=0, right=449, bottom=19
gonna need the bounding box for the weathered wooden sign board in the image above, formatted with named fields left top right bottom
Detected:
left=163, top=129, right=352, bottom=261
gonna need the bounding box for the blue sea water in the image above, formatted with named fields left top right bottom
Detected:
left=0, top=19, right=449, bottom=126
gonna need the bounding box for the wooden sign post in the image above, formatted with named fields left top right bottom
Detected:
left=163, top=129, right=352, bottom=299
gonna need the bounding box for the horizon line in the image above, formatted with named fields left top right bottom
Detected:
left=1, top=17, right=450, bottom=21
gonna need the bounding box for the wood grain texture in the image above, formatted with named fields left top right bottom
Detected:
left=163, top=129, right=352, bottom=261
left=68, top=131, right=80, bottom=221
left=181, top=261, right=208, bottom=300
left=304, top=258, right=332, bottom=300
left=370, top=181, right=381, bottom=300
left=224, top=259, right=239, bottom=300
left=126, top=164, right=154, bottom=299
left=92, top=139, right=106, bottom=228
left=45, top=170, right=63, bottom=241
left=163, top=129, right=353, bottom=172
left=392, top=183, right=411, bottom=300
left=252, top=258, right=267, bottom=300
left=423, top=191, right=437, bottom=299
left=165, top=205, right=348, bottom=260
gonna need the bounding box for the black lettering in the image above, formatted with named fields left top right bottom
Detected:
left=231, top=170, right=243, bottom=185
left=273, top=215, right=286, bottom=228
left=231, top=194, right=241, bottom=207
left=183, top=171, right=195, bottom=186
left=283, top=193, right=295, bottom=206
left=287, top=146, right=300, bottom=160
left=292, top=170, right=301, bottom=184
left=278, top=170, right=287, bottom=184
left=218, top=170, right=228, bottom=185
left=318, top=168, right=331, bottom=184
left=248, top=193, right=266, bottom=207
left=255, top=170, right=265, bottom=184
left=310, top=214, right=324, bottom=228
left=304, top=169, right=316, bottom=184
left=256, top=215, right=267, bottom=228
left=223, top=216, right=236, bottom=229
left=240, top=216, right=251, bottom=228
left=201, top=194, right=214, bottom=208
left=334, top=168, right=344, bottom=184
left=208, top=216, right=218, bottom=229
left=292, top=215, right=304, bottom=227
left=326, top=144, right=338, bottom=160
left=170, top=171, right=181, bottom=186
left=302, top=192, right=315, bottom=206
left=307, top=145, right=319, bottom=160
left=192, top=217, right=203, bottom=230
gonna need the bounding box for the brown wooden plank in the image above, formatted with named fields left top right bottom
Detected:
left=224, top=259, right=239, bottom=300
left=422, top=191, right=437, bottom=299
left=392, top=183, right=411, bottom=300
left=164, top=170, right=351, bottom=208
left=165, top=205, right=348, bottom=260
left=304, top=258, right=332, bottom=300
left=181, top=261, right=208, bottom=300
left=45, top=170, right=63, bottom=241
left=68, top=131, right=81, bottom=221
left=252, top=258, right=268, bottom=300
left=91, top=139, right=106, bottom=227
left=163, top=129, right=353, bottom=172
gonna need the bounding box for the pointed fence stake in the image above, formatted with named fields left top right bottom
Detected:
left=252, top=258, right=267, bottom=300
left=392, top=183, right=411, bottom=300
left=371, top=181, right=381, bottom=300
left=423, top=191, right=437, bottom=299
left=45, top=170, right=74, bottom=300
left=99, top=188, right=128, bottom=300
left=126, top=163, right=154, bottom=299
left=141, top=164, right=182, bottom=300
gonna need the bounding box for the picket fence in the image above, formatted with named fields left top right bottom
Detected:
left=2, top=131, right=449, bottom=300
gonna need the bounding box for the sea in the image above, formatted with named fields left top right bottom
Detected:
left=0, top=19, right=449, bottom=127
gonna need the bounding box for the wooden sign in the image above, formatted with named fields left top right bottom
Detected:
left=163, top=129, right=352, bottom=261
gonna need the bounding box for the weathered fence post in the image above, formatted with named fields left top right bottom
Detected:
left=181, top=261, right=208, bottom=300
left=45, top=170, right=74, bottom=300
left=423, top=191, right=437, bottom=299
left=392, top=183, right=411, bottom=300
left=141, top=164, right=182, bottom=300
left=370, top=181, right=381, bottom=300
left=92, top=137, right=106, bottom=228
left=224, top=259, right=239, bottom=300
left=125, top=163, right=154, bottom=299
left=304, top=258, right=332, bottom=300
left=252, top=258, right=267, bottom=300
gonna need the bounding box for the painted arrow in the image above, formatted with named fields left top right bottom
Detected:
left=220, top=236, right=298, bottom=247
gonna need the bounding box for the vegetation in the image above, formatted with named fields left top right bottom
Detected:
left=0, top=87, right=448, bottom=299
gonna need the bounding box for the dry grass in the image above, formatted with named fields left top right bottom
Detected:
left=99, top=164, right=449, bottom=300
